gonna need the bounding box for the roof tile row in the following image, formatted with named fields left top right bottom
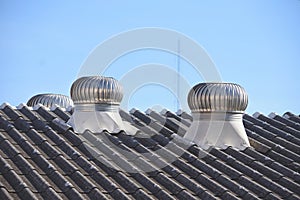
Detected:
left=0, top=103, right=300, bottom=199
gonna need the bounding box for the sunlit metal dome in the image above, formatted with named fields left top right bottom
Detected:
left=188, top=82, right=248, bottom=113
left=70, top=76, right=123, bottom=105
left=185, top=82, right=250, bottom=150
left=27, top=94, right=73, bottom=109
left=68, top=76, right=137, bottom=134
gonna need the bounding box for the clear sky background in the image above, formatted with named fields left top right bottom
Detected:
left=0, top=0, right=299, bottom=115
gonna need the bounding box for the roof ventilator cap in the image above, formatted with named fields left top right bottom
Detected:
left=184, top=82, right=250, bottom=150
left=67, top=76, right=137, bottom=134
left=27, top=94, right=74, bottom=109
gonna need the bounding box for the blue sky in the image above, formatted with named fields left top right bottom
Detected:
left=0, top=0, right=299, bottom=114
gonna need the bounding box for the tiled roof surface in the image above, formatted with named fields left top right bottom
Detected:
left=0, top=103, right=300, bottom=199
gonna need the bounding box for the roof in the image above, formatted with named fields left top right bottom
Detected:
left=0, top=103, right=300, bottom=199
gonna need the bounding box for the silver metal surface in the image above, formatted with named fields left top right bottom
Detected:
left=27, top=94, right=74, bottom=108
left=188, top=82, right=248, bottom=112
left=70, top=76, right=123, bottom=105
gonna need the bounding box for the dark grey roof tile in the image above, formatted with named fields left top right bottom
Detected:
left=18, top=105, right=40, bottom=121
left=273, top=136, right=300, bottom=154
left=26, top=170, right=52, bottom=193
left=69, top=171, right=97, bottom=193
left=0, top=156, right=13, bottom=175
left=0, top=140, right=20, bottom=158
left=14, top=117, right=33, bottom=132
left=162, top=164, right=181, bottom=178
left=263, top=193, right=282, bottom=200
left=243, top=118, right=254, bottom=128
left=272, top=144, right=300, bottom=163
left=209, top=148, right=236, bottom=163
left=278, top=177, right=300, bottom=196
left=32, top=155, right=57, bottom=176
left=195, top=173, right=228, bottom=196
left=0, top=187, right=14, bottom=200
left=176, top=189, right=198, bottom=200
left=173, top=159, right=201, bottom=178
left=19, top=140, right=40, bottom=159
left=180, top=151, right=197, bottom=163
left=17, top=187, right=39, bottom=200
left=243, top=147, right=273, bottom=165
left=176, top=110, right=193, bottom=121
left=146, top=110, right=186, bottom=136
left=190, top=159, right=221, bottom=179
left=132, top=188, right=153, bottom=200
left=135, top=137, right=159, bottom=150
left=286, top=194, right=300, bottom=200
left=258, top=116, right=300, bottom=145
left=59, top=143, right=80, bottom=161
left=130, top=109, right=152, bottom=125
left=11, top=154, right=35, bottom=175
left=72, top=156, right=98, bottom=175
left=47, top=170, right=76, bottom=193
left=90, top=171, right=118, bottom=193
left=268, top=162, right=300, bottom=184
left=249, top=161, right=282, bottom=181
left=118, top=133, right=139, bottom=148
left=52, top=107, right=70, bottom=122
left=256, top=176, right=293, bottom=198
left=26, top=129, right=47, bottom=145
left=211, top=160, right=242, bottom=180
left=246, top=119, right=300, bottom=162
left=237, top=175, right=270, bottom=198
left=111, top=171, right=141, bottom=194
left=131, top=173, right=163, bottom=195
left=215, top=175, right=249, bottom=198
left=162, top=109, right=191, bottom=127
left=197, top=190, right=219, bottom=200
left=224, top=147, right=255, bottom=165
left=251, top=125, right=277, bottom=140
left=109, top=188, right=131, bottom=200
left=35, top=106, right=58, bottom=121
left=246, top=129, right=276, bottom=148
left=45, top=129, right=66, bottom=146
left=85, top=187, right=108, bottom=200
left=256, top=113, right=286, bottom=128
left=200, top=152, right=217, bottom=164
left=63, top=130, right=83, bottom=147
left=50, top=118, right=72, bottom=133
left=131, top=109, right=173, bottom=137
left=63, top=186, right=85, bottom=200
left=244, top=114, right=267, bottom=127
left=151, top=133, right=171, bottom=146
left=40, top=141, right=62, bottom=159
left=219, top=191, right=240, bottom=200
left=272, top=113, right=300, bottom=127
left=220, top=155, right=263, bottom=180
left=31, top=119, right=49, bottom=132
left=0, top=129, right=14, bottom=147
left=6, top=127, right=28, bottom=145
left=187, top=145, right=207, bottom=161
left=2, top=169, right=28, bottom=193
left=153, top=172, right=184, bottom=195
left=1, top=104, right=22, bottom=121
left=266, top=150, right=294, bottom=167
left=154, top=124, right=173, bottom=137
left=284, top=112, right=300, bottom=124
left=173, top=173, right=206, bottom=195
left=53, top=155, right=78, bottom=175
left=0, top=116, right=13, bottom=132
